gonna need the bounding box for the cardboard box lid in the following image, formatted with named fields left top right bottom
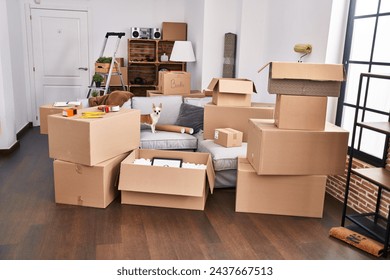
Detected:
left=258, top=62, right=345, bottom=82
left=207, top=78, right=257, bottom=95
left=119, top=149, right=215, bottom=196
left=216, top=128, right=243, bottom=135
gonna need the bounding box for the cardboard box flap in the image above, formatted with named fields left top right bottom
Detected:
left=206, top=155, right=215, bottom=193
left=207, top=78, right=256, bottom=94
left=258, top=62, right=345, bottom=81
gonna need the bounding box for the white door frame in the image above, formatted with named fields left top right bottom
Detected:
left=23, top=2, right=93, bottom=126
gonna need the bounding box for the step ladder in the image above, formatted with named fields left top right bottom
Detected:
left=87, top=32, right=126, bottom=98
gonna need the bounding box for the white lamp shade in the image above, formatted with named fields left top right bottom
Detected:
left=170, top=41, right=196, bottom=62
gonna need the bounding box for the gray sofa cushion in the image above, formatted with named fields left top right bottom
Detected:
left=197, top=138, right=247, bottom=171
left=132, top=95, right=183, bottom=125
left=140, top=130, right=198, bottom=150
left=175, top=103, right=204, bottom=134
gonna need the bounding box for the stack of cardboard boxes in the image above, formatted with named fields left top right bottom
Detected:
left=47, top=107, right=140, bottom=208
left=203, top=78, right=275, bottom=143
left=236, top=62, right=349, bottom=218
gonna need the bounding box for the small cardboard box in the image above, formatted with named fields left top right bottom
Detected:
left=103, top=67, right=128, bottom=86
left=214, top=128, right=243, bottom=147
left=162, top=22, right=187, bottom=41
left=236, top=158, right=327, bottom=218
left=118, top=149, right=215, bottom=211
left=40, top=103, right=82, bottom=134
left=158, top=71, right=191, bottom=95
left=53, top=152, right=129, bottom=208
left=48, top=107, right=140, bottom=166
left=246, top=119, right=349, bottom=175
left=274, top=94, right=327, bottom=130
left=203, top=103, right=274, bottom=141
left=208, top=78, right=256, bottom=107
left=258, top=62, right=345, bottom=97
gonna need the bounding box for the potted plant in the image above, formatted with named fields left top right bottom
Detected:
left=93, top=73, right=104, bottom=87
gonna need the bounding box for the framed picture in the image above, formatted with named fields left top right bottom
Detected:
left=151, top=157, right=183, bottom=168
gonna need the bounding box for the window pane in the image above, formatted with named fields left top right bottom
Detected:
left=341, top=106, right=362, bottom=146
left=359, top=111, right=387, bottom=158
left=366, top=67, right=390, bottom=113
left=373, top=16, right=390, bottom=63
left=350, top=18, right=376, bottom=61
left=380, top=0, right=390, bottom=13
left=355, top=0, right=379, bottom=16
left=344, top=63, right=369, bottom=105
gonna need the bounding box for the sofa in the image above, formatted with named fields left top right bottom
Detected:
left=80, top=94, right=247, bottom=187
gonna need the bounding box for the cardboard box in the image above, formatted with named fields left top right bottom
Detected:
left=203, top=103, right=274, bottom=141
left=258, top=62, right=345, bottom=97
left=48, top=107, right=140, bottom=166
left=146, top=89, right=205, bottom=98
left=158, top=71, right=191, bottom=95
left=214, top=128, right=243, bottom=147
left=208, top=78, right=256, bottom=107
left=274, top=94, right=327, bottom=130
left=40, top=103, right=82, bottom=134
left=53, top=152, right=129, bottom=208
left=118, top=149, right=215, bottom=211
left=246, top=119, right=349, bottom=175
left=162, top=22, right=187, bottom=41
left=236, top=158, right=327, bottom=218
left=103, top=66, right=128, bottom=86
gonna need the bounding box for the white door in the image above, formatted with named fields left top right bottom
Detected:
left=31, top=8, right=89, bottom=125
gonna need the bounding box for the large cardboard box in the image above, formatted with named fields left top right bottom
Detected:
left=48, top=107, right=140, bottom=166
left=158, top=71, right=191, bottom=95
left=246, top=119, right=349, bottom=175
left=53, top=152, right=129, bottom=208
left=118, top=149, right=215, bottom=210
left=162, top=22, right=187, bottom=41
left=258, top=62, right=345, bottom=97
left=236, top=158, right=327, bottom=218
left=203, top=103, right=274, bottom=141
left=214, top=128, right=243, bottom=147
left=208, top=78, right=256, bottom=107
left=274, top=94, right=327, bottom=130
left=40, top=103, right=82, bottom=134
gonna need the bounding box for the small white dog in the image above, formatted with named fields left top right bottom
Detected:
left=140, top=103, right=162, bottom=133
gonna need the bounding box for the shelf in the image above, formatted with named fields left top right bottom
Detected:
left=357, top=122, right=390, bottom=135
left=346, top=213, right=390, bottom=245
left=351, top=168, right=390, bottom=191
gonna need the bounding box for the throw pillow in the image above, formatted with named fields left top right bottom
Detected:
left=175, top=103, right=204, bottom=134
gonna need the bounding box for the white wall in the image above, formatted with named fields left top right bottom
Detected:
left=200, top=0, right=242, bottom=89
left=0, top=0, right=17, bottom=149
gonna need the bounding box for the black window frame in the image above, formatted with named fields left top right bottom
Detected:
left=336, top=0, right=390, bottom=167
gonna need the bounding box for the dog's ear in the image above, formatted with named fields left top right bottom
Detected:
left=152, top=103, right=156, bottom=109
left=159, top=103, right=162, bottom=108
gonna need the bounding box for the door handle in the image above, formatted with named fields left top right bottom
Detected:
left=78, top=67, right=88, bottom=71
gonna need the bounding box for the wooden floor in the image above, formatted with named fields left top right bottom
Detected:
left=0, top=127, right=381, bottom=260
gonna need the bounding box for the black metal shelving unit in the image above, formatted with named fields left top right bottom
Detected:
left=341, top=72, right=390, bottom=257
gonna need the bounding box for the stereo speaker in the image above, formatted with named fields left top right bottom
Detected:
left=131, top=27, right=141, bottom=39
left=152, top=28, right=161, bottom=39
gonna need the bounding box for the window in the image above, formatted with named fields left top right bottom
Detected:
left=336, top=0, right=390, bottom=166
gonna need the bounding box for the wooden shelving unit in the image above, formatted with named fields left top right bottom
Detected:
left=341, top=73, right=390, bottom=258
left=128, top=39, right=185, bottom=96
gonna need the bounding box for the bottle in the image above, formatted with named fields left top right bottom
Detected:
left=161, top=53, right=168, bottom=62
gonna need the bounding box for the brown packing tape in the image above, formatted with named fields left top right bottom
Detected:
left=329, top=226, right=384, bottom=257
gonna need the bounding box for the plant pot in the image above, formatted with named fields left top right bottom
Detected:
left=95, top=81, right=102, bottom=88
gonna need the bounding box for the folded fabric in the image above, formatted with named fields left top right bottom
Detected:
left=88, top=91, right=134, bottom=107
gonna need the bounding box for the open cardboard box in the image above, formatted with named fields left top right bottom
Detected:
left=258, top=62, right=345, bottom=97
left=118, top=149, right=215, bottom=210
left=208, top=78, right=256, bottom=107
left=203, top=102, right=274, bottom=141
left=236, top=157, right=327, bottom=218
left=246, top=119, right=349, bottom=175
left=53, top=152, right=129, bottom=208
left=48, top=107, right=140, bottom=166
